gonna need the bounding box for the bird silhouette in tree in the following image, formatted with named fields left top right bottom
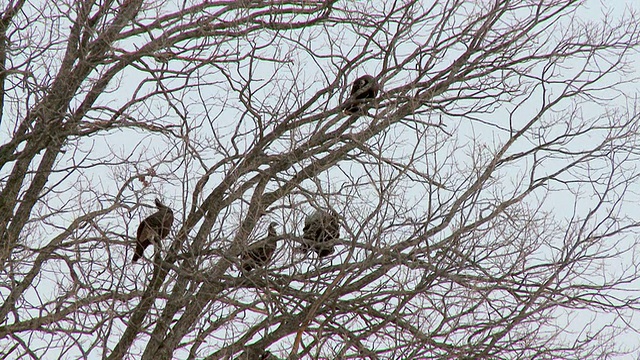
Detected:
left=240, top=222, right=279, bottom=272
left=343, top=74, right=380, bottom=115
left=133, top=198, right=174, bottom=263
left=299, top=210, right=340, bottom=258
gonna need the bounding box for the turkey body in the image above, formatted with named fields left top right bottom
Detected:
left=241, top=222, right=279, bottom=272
left=133, top=198, right=174, bottom=263
left=300, top=210, right=340, bottom=258
left=344, top=74, right=380, bottom=115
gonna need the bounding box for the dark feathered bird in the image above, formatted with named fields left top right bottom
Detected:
left=236, top=349, right=279, bottom=360
left=299, top=210, right=340, bottom=258
left=259, top=351, right=278, bottom=360
left=133, top=198, right=174, bottom=263
left=343, top=74, right=380, bottom=115
left=240, top=222, right=279, bottom=272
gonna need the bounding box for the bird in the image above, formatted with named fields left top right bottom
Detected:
left=259, top=351, right=278, bottom=360
left=132, top=198, right=174, bottom=263
left=240, top=222, right=279, bottom=272
left=299, top=210, right=340, bottom=258
left=343, top=74, right=380, bottom=115
left=236, top=349, right=279, bottom=360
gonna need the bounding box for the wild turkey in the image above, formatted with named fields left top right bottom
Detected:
left=259, top=351, right=278, bottom=360
left=236, top=349, right=279, bottom=360
left=343, top=74, right=380, bottom=115
left=133, top=198, right=174, bottom=263
left=299, top=210, right=340, bottom=258
left=240, top=222, right=279, bottom=272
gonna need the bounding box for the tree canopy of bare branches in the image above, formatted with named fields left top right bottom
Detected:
left=2, top=0, right=640, bottom=359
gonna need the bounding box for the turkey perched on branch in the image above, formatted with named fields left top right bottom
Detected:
left=343, top=74, right=380, bottom=115
left=298, top=210, right=340, bottom=258
left=132, top=198, right=174, bottom=263
left=240, top=222, right=279, bottom=272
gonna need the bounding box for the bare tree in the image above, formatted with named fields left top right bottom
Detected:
left=1, top=0, right=640, bottom=359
